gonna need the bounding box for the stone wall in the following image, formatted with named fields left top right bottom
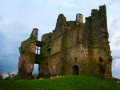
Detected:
left=18, top=28, right=38, bottom=79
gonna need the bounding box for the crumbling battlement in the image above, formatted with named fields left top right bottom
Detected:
left=18, top=5, right=112, bottom=79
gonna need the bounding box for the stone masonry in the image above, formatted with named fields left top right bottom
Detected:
left=18, top=5, right=112, bottom=79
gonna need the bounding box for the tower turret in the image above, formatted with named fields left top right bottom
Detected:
left=76, top=13, right=83, bottom=23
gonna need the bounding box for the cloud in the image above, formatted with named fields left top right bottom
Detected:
left=106, top=1, right=120, bottom=60
left=0, top=31, right=16, bottom=55
left=61, top=0, right=75, bottom=7
left=0, top=55, right=18, bottom=73
left=0, top=31, right=19, bottom=73
left=112, top=59, right=120, bottom=79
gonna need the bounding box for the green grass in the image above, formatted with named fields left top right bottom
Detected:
left=0, top=74, right=120, bottom=90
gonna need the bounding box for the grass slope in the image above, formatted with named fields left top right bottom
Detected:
left=0, top=74, right=120, bottom=90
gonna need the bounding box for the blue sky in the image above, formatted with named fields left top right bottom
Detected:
left=0, top=0, right=120, bottom=79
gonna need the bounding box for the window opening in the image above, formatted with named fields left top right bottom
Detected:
left=36, top=46, right=40, bottom=54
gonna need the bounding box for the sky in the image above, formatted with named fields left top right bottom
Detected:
left=0, top=0, right=120, bottom=79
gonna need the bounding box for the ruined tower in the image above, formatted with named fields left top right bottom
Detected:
left=18, top=5, right=112, bottom=79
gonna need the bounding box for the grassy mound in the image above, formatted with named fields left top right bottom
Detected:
left=0, top=74, right=120, bottom=90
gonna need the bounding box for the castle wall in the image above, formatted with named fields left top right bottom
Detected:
left=38, top=52, right=62, bottom=78
left=50, top=36, right=62, bottom=55
left=64, top=44, right=89, bottom=75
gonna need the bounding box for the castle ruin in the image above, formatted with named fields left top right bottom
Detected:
left=18, top=5, right=112, bottom=79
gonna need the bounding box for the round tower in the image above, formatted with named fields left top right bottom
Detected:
left=76, top=13, right=83, bottom=23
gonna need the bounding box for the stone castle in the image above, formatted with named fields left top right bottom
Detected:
left=18, top=5, right=112, bottom=79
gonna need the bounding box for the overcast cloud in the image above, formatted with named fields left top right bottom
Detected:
left=0, top=0, right=120, bottom=79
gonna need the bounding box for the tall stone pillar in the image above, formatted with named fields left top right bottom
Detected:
left=18, top=28, right=38, bottom=79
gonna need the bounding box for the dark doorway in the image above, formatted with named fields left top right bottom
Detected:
left=72, top=65, right=79, bottom=75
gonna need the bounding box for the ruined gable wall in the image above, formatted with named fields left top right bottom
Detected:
left=39, top=14, right=67, bottom=77
left=40, top=14, right=67, bottom=57
left=18, top=28, right=38, bottom=79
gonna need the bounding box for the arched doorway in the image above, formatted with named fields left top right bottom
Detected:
left=72, top=65, right=79, bottom=75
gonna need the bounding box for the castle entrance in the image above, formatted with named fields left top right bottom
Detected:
left=72, top=65, right=79, bottom=75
